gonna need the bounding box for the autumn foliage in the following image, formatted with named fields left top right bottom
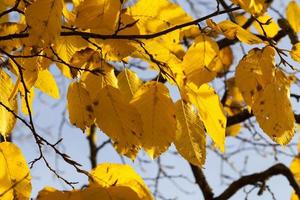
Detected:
left=1, top=0, right=300, bottom=199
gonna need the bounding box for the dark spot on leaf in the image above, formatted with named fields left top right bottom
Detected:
left=131, top=130, right=137, bottom=136
left=256, top=84, right=262, bottom=91
left=86, top=105, right=93, bottom=113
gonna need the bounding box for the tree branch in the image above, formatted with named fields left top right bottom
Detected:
left=0, top=7, right=240, bottom=42
left=190, top=164, right=214, bottom=200
left=214, top=163, right=300, bottom=200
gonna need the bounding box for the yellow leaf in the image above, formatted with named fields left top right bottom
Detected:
left=83, top=186, right=140, bottom=200
left=208, top=19, right=263, bottom=45
left=219, top=20, right=263, bottom=44
left=35, top=69, right=60, bottom=99
left=174, top=100, right=206, bottom=166
left=94, top=85, right=142, bottom=159
left=75, top=0, right=121, bottom=33
left=252, top=79, right=295, bottom=145
left=286, top=1, right=300, bottom=33
left=186, top=83, right=226, bottom=152
left=0, top=69, right=17, bottom=138
left=69, top=48, right=100, bottom=78
left=54, top=36, right=88, bottom=78
left=67, top=81, right=94, bottom=131
left=81, top=61, right=118, bottom=101
left=291, top=156, right=300, bottom=183
left=226, top=124, right=241, bottom=137
left=0, top=142, right=32, bottom=200
left=127, top=0, right=191, bottom=59
left=235, top=46, right=275, bottom=106
left=117, top=69, right=142, bottom=102
left=37, top=187, right=81, bottom=200
left=127, top=0, right=191, bottom=35
left=180, top=26, right=201, bottom=40
left=231, top=0, right=270, bottom=16
left=25, top=0, right=63, bottom=47
left=130, top=82, right=176, bottom=158
left=37, top=185, right=140, bottom=200
left=90, top=163, right=153, bottom=200
left=0, top=4, right=8, bottom=23
left=290, top=43, right=300, bottom=62
left=132, top=39, right=183, bottom=85
left=226, top=78, right=245, bottom=108
left=253, top=15, right=279, bottom=38
left=218, top=46, right=233, bottom=73
left=183, top=34, right=219, bottom=87
left=291, top=192, right=299, bottom=200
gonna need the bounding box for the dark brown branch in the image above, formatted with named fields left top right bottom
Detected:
left=217, top=0, right=235, bottom=22
left=190, top=164, right=214, bottom=200
left=214, top=163, right=300, bottom=200
left=227, top=109, right=253, bottom=127
left=62, top=7, right=240, bottom=40
left=87, top=124, right=97, bottom=169
left=227, top=109, right=300, bottom=127
left=0, top=7, right=240, bottom=42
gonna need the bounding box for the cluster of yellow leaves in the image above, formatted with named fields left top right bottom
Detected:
left=0, top=141, right=153, bottom=200
left=235, top=46, right=295, bottom=145
left=37, top=163, right=153, bottom=200
left=1, top=2, right=300, bottom=199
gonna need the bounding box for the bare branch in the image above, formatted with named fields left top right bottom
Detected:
left=214, top=163, right=300, bottom=200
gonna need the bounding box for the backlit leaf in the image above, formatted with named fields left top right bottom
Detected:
left=130, top=82, right=176, bottom=158
left=117, top=68, right=143, bottom=102
left=0, top=142, right=31, bottom=200
left=286, top=1, right=300, bottom=33
left=253, top=15, right=279, bottom=38
left=75, top=0, right=121, bottom=32
left=37, top=186, right=140, bottom=200
left=186, top=83, right=226, bottom=152
left=25, top=0, right=63, bottom=47
left=252, top=78, right=294, bottom=145
left=35, top=69, right=60, bottom=99
left=81, top=61, right=118, bottom=101
left=0, top=22, right=26, bottom=51
left=0, top=69, right=17, bottom=138
left=183, top=34, right=219, bottom=87
left=291, top=156, right=300, bottom=183
left=94, top=85, right=143, bottom=159
left=67, top=81, right=95, bottom=131
left=90, top=163, right=153, bottom=200
left=208, top=20, right=263, bottom=45
left=231, top=0, right=270, bottom=16
left=235, top=46, right=275, bottom=106
left=174, top=100, right=206, bottom=166
left=290, top=43, right=300, bottom=62
left=54, top=36, right=88, bottom=78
